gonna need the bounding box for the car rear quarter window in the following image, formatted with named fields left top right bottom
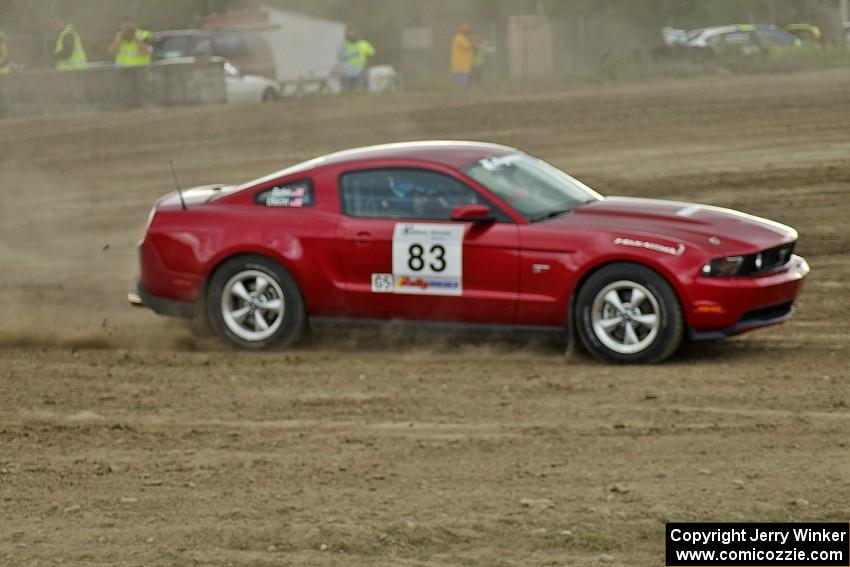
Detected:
left=340, top=168, right=505, bottom=221
left=255, top=180, right=314, bottom=208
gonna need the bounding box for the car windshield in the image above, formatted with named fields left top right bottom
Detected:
left=152, top=36, right=191, bottom=60
left=462, top=153, right=602, bottom=221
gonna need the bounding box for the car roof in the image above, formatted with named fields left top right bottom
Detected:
left=691, top=25, right=750, bottom=39
left=319, top=140, right=514, bottom=168
left=694, top=23, right=787, bottom=38
left=238, top=141, right=515, bottom=189
left=152, top=29, right=214, bottom=37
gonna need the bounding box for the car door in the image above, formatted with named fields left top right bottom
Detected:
left=334, top=167, right=519, bottom=324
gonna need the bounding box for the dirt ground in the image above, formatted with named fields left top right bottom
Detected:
left=1, top=69, right=849, bottom=566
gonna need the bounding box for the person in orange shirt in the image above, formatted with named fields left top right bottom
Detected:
left=451, top=23, right=474, bottom=88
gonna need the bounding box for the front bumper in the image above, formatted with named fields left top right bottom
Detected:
left=128, top=280, right=196, bottom=319
left=687, top=254, right=809, bottom=340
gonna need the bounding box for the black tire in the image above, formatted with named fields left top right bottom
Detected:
left=575, top=262, right=683, bottom=364
left=207, top=255, right=305, bottom=350
left=261, top=87, right=278, bottom=103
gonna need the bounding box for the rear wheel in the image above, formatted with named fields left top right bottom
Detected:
left=261, top=87, right=278, bottom=102
left=207, top=256, right=305, bottom=349
left=575, top=263, right=683, bottom=363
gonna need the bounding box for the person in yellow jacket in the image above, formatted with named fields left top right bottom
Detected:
left=108, top=17, right=153, bottom=67
left=451, top=23, right=474, bottom=88
left=337, top=27, right=375, bottom=92
left=49, top=16, right=88, bottom=71
left=0, top=30, right=10, bottom=74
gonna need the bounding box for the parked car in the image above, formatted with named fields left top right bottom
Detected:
left=151, top=29, right=276, bottom=80
left=153, top=28, right=396, bottom=99
left=129, top=142, right=808, bottom=363
left=157, top=56, right=279, bottom=104
left=367, top=65, right=400, bottom=92
left=223, top=61, right=279, bottom=103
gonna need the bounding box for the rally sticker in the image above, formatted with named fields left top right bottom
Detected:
left=371, top=273, right=394, bottom=293
left=479, top=154, right=521, bottom=171
left=265, top=184, right=308, bottom=207
left=371, top=223, right=464, bottom=296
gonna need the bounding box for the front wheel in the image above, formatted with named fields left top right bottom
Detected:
left=207, top=256, right=305, bottom=349
left=575, top=263, right=683, bottom=363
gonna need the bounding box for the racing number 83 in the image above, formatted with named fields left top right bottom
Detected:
left=407, top=244, right=446, bottom=272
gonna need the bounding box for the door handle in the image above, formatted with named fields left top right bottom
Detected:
left=348, top=231, right=372, bottom=246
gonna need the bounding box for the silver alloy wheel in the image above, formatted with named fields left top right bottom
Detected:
left=590, top=280, right=660, bottom=355
left=220, top=269, right=285, bottom=342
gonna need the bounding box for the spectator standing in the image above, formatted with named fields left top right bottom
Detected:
left=337, top=27, right=376, bottom=92
left=109, top=17, right=153, bottom=67
left=0, top=30, right=10, bottom=74
left=470, top=34, right=495, bottom=86
left=451, top=23, right=474, bottom=88
left=49, top=16, right=88, bottom=71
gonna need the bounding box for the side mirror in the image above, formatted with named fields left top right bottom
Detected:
left=451, top=204, right=494, bottom=223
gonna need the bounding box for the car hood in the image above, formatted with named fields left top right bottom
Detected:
left=562, top=197, right=797, bottom=254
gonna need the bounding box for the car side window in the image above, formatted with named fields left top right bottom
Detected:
left=213, top=35, right=246, bottom=59
left=340, top=168, right=504, bottom=221
left=707, top=34, right=725, bottom=47
left=154, top=36, right=190, bottom=59
left=720, top=31, right=755, bottom=46
left=255, top=180, right=314, bottom=208
left=756, top=28, right=795, bottom=47
left=192, top=37, right=213, bottom=57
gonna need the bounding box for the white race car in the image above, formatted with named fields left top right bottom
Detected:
left=660, top=24, right=801, bottom=59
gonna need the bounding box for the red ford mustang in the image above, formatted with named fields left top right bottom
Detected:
left=130, top=141, right=809, bottom=363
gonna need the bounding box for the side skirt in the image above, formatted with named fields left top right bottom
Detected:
left=309, top=316, right=565, bottom=340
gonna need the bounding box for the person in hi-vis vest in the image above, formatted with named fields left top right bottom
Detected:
left=0, top=31, right=11, bottom=74
left=0, top=30, right=12, bottom=75
left=108, top=17, right=152, bottom=67
left=49, top=16, right=88, bottom=71
left=451, top=23, right=474, bottom=88
left=337, top=27, right=375, bottom=92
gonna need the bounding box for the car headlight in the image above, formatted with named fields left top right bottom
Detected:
left=701, top=256, right=744, bottom=277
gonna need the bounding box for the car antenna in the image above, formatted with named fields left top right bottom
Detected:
left=169, top=160, right=188, bottom=211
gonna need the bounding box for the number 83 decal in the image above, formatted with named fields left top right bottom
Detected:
left=383, top=223, right=464, bottom=295
left=407, top=243, right=446, bottom=272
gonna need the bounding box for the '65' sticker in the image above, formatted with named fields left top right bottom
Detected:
left=371, top=223, right=464, bottom=296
